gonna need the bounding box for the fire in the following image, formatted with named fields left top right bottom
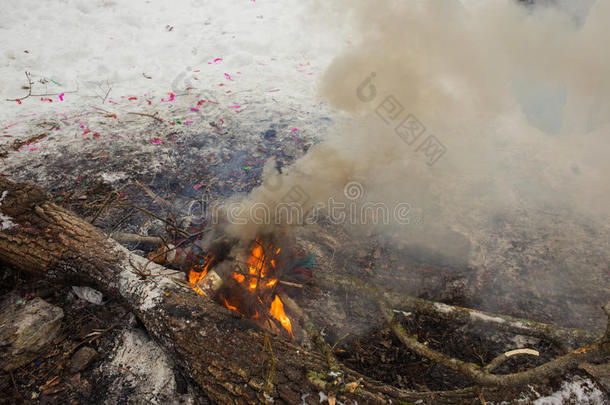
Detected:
left=189, top=254, right=214, bottom=296
left=189, top=238, right=294, bottom=337
left=246, top=242, right=267, bottom=291
left=270, top=295, right=293, bottom=336
left=221, top=295, right=239, bottom=312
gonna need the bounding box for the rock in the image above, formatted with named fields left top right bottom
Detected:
left=69, top=346, right=98, bottom=373
left=0, top=296, right=64, bottom=370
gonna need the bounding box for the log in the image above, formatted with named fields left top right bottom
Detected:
left=0, top=177, right=493, bottom=404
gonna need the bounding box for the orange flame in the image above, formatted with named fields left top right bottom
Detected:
left=221, top=295, right=239, bottom=312
left=270, top=295, right=293, bottom=336
left=189, top=239, right=293, bottom=338
left=189, top=254, right=214, bottom=296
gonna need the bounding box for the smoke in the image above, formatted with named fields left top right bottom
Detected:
left=223, top=0, right=610, bottom=266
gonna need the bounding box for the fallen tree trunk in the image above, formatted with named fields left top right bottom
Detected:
left=1, top=178, right=608, bottom=404
left=0, top=177, right=493, bottom=404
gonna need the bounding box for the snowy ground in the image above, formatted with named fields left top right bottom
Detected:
left=0, top=0, right=343, bottom=147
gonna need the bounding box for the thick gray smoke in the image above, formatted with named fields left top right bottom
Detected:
left=223, top=0, right=610, bottom=262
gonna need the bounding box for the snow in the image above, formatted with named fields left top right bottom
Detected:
left=532, top=376, right=606, bottom=405
left=0, top=0, right=343, bottom=142
left=0, top=191, right=17, bottom=230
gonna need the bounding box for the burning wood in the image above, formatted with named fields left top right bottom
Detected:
left=186, top=236, right=294, bottom=337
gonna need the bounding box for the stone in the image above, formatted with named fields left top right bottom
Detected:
left=69, top=346, right=98, bottom=373
left=0, top=296, right=64, bottom=370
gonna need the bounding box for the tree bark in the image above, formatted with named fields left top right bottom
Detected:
left=0, top=178, right=494, bottom=404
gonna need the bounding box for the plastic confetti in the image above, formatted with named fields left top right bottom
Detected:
left=58, top=93, right=65, bottom=101
left=291, top=128, right=298, bottom=133
left=162, top=93, right=175, bottom=102
left=190, top=108, right=200, bottom=111
left=224, top=73, right=233, bottom=81
left=193, top=184, right=202, bottom=190
left=50, top=79, right=61, bottom=86
left=151, top=138, right=162, bottom=144
left=183, top=120, right=194, bottom=124
left=128, top=96, right=138, bottom=101
left=228, top=104, right=241, bottom=109
left=41, top=97, right=53, bottom=102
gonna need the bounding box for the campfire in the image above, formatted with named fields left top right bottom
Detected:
left=187, top=236, right=293, bottom=337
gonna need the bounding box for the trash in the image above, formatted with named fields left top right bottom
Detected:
left=161, top=93, right=175, bottom=102
left=58, top=93, right=64, bottom=101
left=72, top=286, right=104, bottom=305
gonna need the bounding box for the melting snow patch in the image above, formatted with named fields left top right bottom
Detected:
left=0, top=191, right=17, bottom=230
left=533, top=376, right=605, bottom=405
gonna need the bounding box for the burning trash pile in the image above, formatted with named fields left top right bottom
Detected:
left=153, top=235, right=314, bottom=338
